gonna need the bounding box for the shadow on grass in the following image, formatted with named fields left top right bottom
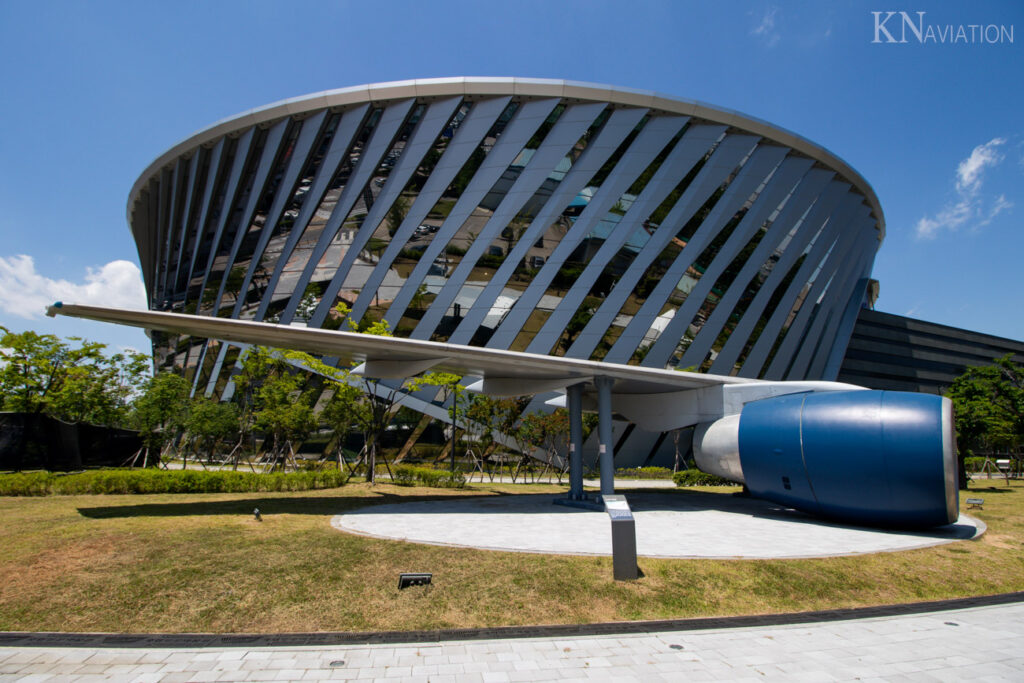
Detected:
left=74, top=488, right=711, bottom=520
left=965, top=485, right=1019, bottom=494
left=75, top=488, right=980, bottom=541
left=76, top=491, right=488, bottom=519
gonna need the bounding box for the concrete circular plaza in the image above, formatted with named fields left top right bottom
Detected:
left=331, top=490, right=984, bottom=559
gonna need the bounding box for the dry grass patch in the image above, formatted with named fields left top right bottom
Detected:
left=0, top=480, right=1021, bottom=633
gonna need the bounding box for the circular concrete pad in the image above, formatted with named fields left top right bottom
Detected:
left=331, top=491, right=984, bottom=559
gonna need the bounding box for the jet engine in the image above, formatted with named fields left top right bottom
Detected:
left=693, top=390, right=958, bottom=528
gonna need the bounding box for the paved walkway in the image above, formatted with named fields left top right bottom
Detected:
left=332, top=491, right=983, bottom=559
left=2, top=597, right=1022, bottom=681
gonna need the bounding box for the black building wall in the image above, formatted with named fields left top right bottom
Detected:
left=838, top=309, right=1024, bottom=395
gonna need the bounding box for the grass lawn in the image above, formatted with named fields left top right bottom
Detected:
left=0, top=480, right=1022, bottom=634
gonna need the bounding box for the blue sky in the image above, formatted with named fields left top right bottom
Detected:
left=0, top=0, right=1021, bottom=355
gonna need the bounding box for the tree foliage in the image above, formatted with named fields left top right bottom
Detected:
left=946, top=355, right=1024, bottom=451
left=184, top=398, right=239, bottom=460
left=130, top=372, right=190, bottom=451
left=0, top=326, right=149, bottom=427
left=234, top=346, right=317, bottom=465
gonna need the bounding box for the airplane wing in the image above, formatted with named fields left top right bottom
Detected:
left=47, top=302, right=755, bottom=395
left=47, top=303, right=863, bottom=431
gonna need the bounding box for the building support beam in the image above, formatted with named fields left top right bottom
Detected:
left=595, top=375, right=616, bottom=498
left=567, top=382, right=585, bottom=501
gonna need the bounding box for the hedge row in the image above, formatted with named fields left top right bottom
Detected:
left=390, top=464, right=467, bottom=489
left=0, top=468, right=348, bottom=496
left=672, top=468, right=737, bottom=487
left=614, top=467, right=674, bottom=480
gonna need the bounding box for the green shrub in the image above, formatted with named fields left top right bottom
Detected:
left=963, top=456, right=986, bottom=473
left=0, top=468, right=347, bottom=496
left=388, top=464, right=465, bottom=488
left=615, top=467, right=673, bottom=480
left=672, top=468, right=737, bottom=487
left=0, top=472, right=56, bottom=496
left=391, top=464, right=418, bottom=486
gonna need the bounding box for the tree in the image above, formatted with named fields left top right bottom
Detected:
left=510, top=409, right=587, bottom=483
left=131, top=372, right=191, bottom=466
left=409, top=372, right=468, bottom=474
left=512, top=411, right=551, bottom=483
left=0, top=327, right=149, bottom=427
left=462, top=395, right=500, bottom=479
left=946, top=354, right=1024, bottom=488
left=319, top=381, right=362, bottom=472
left=329, top=302, right=405, bottom=484
left=461, top=395, right=528, bottom=481
left=533, top=410, right=567, bottom=482
left=184, top=398, right=238, bottom=463
left=48, top=348, right=150, bottom=427
left=234, top=346, right=317, bottom=471
left=671, top=427, right=694, bottom=473
left=0, top=329, right=69, bottom=414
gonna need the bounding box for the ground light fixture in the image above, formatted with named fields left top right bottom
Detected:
left=398, top=572, right=432, bottom=589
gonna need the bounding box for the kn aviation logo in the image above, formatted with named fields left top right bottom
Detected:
left=871, top=11, right=1014, bottom=44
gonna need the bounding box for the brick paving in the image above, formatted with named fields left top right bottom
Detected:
left=2, top=597, right=1022, bottom=681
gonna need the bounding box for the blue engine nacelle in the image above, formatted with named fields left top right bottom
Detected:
left=693, top=391, right=958, bottom=528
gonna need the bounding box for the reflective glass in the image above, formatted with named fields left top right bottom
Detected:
left=197, top=127, right=271, bottom=317
left=314, top=100, right=474, bottom=330
left=484, top=113, right=654, bottom=350
left=362, top=100, right=521, bottom=331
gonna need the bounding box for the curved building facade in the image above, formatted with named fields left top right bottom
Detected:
left=129, top=78, right=884, bottom=465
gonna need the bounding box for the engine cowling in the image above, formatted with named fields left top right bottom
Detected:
left=693, top=390, right=958, bottom=528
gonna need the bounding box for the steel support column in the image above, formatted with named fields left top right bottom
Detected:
left=595, top=376, right=615, bottom=497
left=567, top=382, right=585, bottom=500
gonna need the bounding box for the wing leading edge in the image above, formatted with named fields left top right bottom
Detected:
left=46, top=303, right=863, bottom=431
left=47, top=302, right=754, bottom=394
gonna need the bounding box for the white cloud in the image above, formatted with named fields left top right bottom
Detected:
left=981, top=194, right=1014, bottom=226
left=916, top=137, right=1012, bottom=239
left=751, top=6, right=780, bottom=47
left=0, top=255, right=146, bottom=319
left=955, top=137, right=1005, bottom=194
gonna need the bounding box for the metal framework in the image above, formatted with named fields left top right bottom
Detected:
left=127, top=78, right=884, bottom=466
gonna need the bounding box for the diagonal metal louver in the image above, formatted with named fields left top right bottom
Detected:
left=128, top=78, right=884, bottom=466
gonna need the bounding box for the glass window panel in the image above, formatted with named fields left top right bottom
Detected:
left=408, top=104, right=571, bottom=342
left=229, top=120, right=305, bottom=318
left=257, top=107, right=382, bottom=319
left=173, top=148, right=213, bottom=301
left=756, top=238, right=839, bottom=376
left=197, top=127, right=272, bottom=316
left=364, top=101, right=522, bottom=330
left=484, top=115, right=652, bottom=351
left=317, top=102, right=474, bottom=326
left=247, top=112, right=341, bottom=317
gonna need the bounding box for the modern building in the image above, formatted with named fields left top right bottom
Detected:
left=838, top=308, right=1024, bottom=395
left=128, top=78, right=886, bottom=466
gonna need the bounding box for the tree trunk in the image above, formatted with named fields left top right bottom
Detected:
left=367, top=438, right=376, bottom=484
left=672, top=429, right=682, bottom=473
